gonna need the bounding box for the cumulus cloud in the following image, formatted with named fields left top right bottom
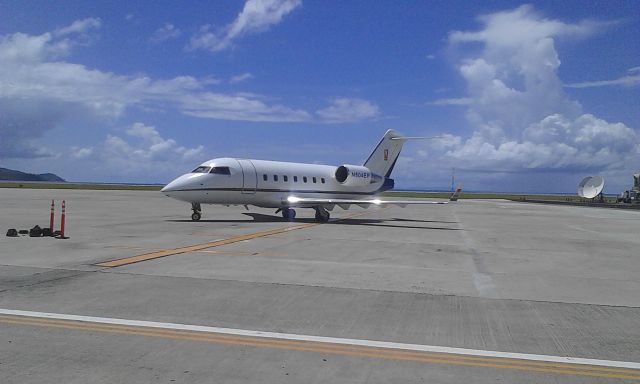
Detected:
left=150, top=23, right=181, bottom=43
left=100, top=123, right=205, bottom=178
left=316, top=98, right=380, bottom=123
left=189, top=0, right=301, bottom=52
left=444, top=114, right=637, bottom=171
left=108, top=122, right=204, bottom=162
left=424, top=5, right=638, bottom=182
left=70, top=146, right=94, bottom=159
left=42, top=124, right=205, bottom=182
left=0, top=19, right=99, bottom=63
left=0, top=19, right=310, bottom=158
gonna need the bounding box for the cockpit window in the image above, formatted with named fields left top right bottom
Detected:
left=191, top=166, right=211, bottom=173
left=210, top=167, right=231, bottom=175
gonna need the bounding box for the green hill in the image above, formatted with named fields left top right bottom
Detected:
left=0, top=167, right=66, bottom=182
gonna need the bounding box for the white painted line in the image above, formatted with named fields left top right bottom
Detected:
left=1, top=308, right=639, bottom=369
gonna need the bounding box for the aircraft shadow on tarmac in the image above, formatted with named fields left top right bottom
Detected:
left=169, top=213, right=460, bottom=231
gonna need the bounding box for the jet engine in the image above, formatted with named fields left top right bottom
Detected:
left=335, top=165, right=374, bottom=186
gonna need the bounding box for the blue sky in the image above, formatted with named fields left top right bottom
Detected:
left=1, top=0, right=638, bottom=193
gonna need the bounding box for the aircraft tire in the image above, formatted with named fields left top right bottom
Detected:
left=314, top=209, right=330, bottom=223
left=191, top=212, right=201, bottom=221
left=282, top=208, right=296, bottom=220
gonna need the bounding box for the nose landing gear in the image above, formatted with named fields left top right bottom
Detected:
left=314, top=206, right=330, bottom=222
left=280, top=207, right=297, bottom=220
left=191, top=203, right=202, bottom=221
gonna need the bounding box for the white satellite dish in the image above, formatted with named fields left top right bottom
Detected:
left=577, top=176, right=604, bottom=199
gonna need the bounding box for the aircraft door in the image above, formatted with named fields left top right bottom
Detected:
left=237, top=159, right=257, bottom=194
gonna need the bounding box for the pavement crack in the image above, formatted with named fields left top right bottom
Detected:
left=0, top=269, right=89, bottom=294
left=99, top=269, right=640, bottom=309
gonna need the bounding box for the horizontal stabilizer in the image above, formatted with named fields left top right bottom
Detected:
left=390, top=135, right=444, bottom=140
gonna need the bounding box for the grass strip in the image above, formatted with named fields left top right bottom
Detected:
left=0, top=181, right=619, bottom=202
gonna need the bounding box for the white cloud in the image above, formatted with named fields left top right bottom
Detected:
left=427, top=97, right=472, bottom=106
left=54, top=18, right=102, bottom=37
left=316, top=98, right=380, bottom=123
left=443, top=114, right=637, bottom=171
left=177, top=92, right=310, bottom=122
left=150, top=23, right=181, bottom=43
left=230, top=72, right=254, bottom=83
left=407, top=6, right=638, bottom=192
left=70, top=146, right=94, bottom=159
left=102, top=123, right=204, bottom=177
left=423, top=5, right=638, bottom=180
left=448, top=5, right=602, bottom=46
left=0, top=19, right=311, bottom=158
left=565, top=67, right=640, bottom=88
left=119, top=122, right=204, bottom=161
left=188, top=0, right=301, bottom=52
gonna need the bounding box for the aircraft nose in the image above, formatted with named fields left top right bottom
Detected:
left=161, top=173, right=202, bottom=198
left=160, top=183, right=173, bottom=193
left=161, top=178, right=182, bottom=194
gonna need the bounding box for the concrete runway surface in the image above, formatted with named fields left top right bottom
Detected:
left=1, top=189, right=639, bottom=383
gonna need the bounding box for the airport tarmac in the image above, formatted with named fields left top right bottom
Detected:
left=1, top=188, right=639, bottom=383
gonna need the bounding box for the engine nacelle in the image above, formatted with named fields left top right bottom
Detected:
left=335, top=164, right=374, bottom=186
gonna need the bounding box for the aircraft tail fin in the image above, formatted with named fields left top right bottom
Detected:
left=363, top=129, right=406, bottom=178
left=364, top=130, right=443, bottom=178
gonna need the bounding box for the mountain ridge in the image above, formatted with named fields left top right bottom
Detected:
left=0, top=167, right=66, bottom=182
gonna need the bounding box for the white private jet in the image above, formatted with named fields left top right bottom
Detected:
left=161, top=129, right=448, bottom=222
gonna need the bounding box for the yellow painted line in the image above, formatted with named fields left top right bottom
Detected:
left=104, top=245, right=160, bottom=251
left=0, top=313, right=639, bottom=380
left=96, top=223, right=317, bottom=267
left=96, top=209, right=379, bottom=267
left=105, top=246, right=259, bottom=256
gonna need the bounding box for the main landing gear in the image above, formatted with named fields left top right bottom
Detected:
left=191, top=202, right=202, bottom=221
left=314, top=206, right=330, bottom=223
left=276, top=207, right=329, bottom=222
left=280, top=207, right=297, bottom=220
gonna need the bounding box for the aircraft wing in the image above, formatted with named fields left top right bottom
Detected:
left=285, top=196, right=448, bottom=209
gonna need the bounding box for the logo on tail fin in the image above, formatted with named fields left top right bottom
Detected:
left=383, top=149, right=388, bottom=161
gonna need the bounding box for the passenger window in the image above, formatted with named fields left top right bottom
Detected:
left=191, top=166, right=211, bottom=173
left=263, top=174, right=268, bottom=181
left=210, top=167, right=231, bottom=175
left=321, top=178, right=325, bottom=184
left=283, top=175, right=288, bottom=182
left=303, top=176, right=307, bottom=183
left=274, top=175, right=278, bottom=182
left=293, top=176, right=298, bottom=182
left=312, top=177, right=317, bottom=183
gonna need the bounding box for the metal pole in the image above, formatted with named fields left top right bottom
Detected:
left=451, top=168, right=455, bottom=192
